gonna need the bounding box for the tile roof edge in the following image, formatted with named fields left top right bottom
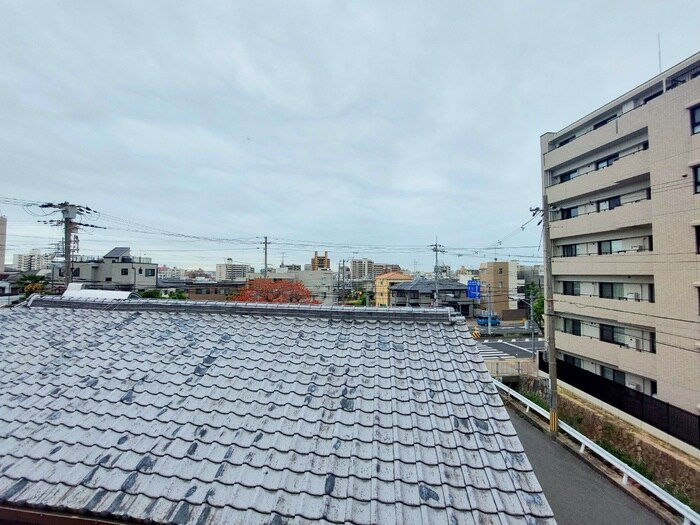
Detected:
left=26, top=296, right=466, bottom=324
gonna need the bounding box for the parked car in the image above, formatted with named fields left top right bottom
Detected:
left=476, top=314, right=501, bottom=326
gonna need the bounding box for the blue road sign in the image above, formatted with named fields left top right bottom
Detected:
left=467, top=280, right=481, bottom=299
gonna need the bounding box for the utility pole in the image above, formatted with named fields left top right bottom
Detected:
left=487, top=283, right=492, bottom=336
left=538, top=195, right=559, bottom=436
left=59, top=204, right=78, bottom=287
left=430, top=238, right=445, bottom=306
left=530, top=292, right=536, bottom=363
left=262, top=236, right=268, bottom=279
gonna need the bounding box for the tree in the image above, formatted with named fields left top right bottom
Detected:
left=524, top=281, right=544, bottom=333
left=18, top=273, right=45, bottom=296
left=230, top=279, right=319, bottom=304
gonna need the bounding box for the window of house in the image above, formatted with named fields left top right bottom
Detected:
left=409, top=291, right=419, bottom=299
left=121, top=268, right=129, bottom=276
left=599, top=323, right=626, bottom=345
left=691, top=105, right=700, bottom=134
left=601, top=365, right=626, bottom=385
left=562, top=281, right=580, bottom=296
left=695, top=166, right=700, bottom=194
left=145, top=268, right=155, bottom=277
left=562, top=244, right=577, bottom=257
left=599, top=241, right=612, bottom=255
left=561, top=206, right=578, bottom=220
left=138, top=268, right=143, bottom=274
left=563, top=318, right=581, bottom=336
left=498, top=268, right=503, bottom=274
left=597, top=195, right=621, bottom=212
left=72, top=268, right=80, bottom=277
left=596, top=154, right=618, bottom=170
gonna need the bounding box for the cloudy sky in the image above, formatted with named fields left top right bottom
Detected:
left=2, top=1, right=699, bottom=272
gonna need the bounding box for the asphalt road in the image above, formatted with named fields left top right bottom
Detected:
left=508, top=408, right=663, bottom=525
left=476, top=338, right=544, bottom=360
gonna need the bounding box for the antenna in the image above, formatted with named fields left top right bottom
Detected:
left=658, top=33, right=662, bottom=73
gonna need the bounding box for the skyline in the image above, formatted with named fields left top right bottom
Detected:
left=3, top=2, right=700, bottom=271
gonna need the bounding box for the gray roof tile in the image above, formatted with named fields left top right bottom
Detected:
left=0, top=297, right=555, bottom=524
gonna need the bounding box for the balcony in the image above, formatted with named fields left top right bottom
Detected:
left=554, top=293, right=656, bottom=325
left=555, top=331, right=657, bottom=379
left=552, top=252, right=654, bottom=276
left=550, top=199, right=651, bottom=239
left=547, top=149, right=650, bottom=203
left=544, top=103, right=650, bottom=169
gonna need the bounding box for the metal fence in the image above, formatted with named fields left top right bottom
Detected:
left=539, top=355, right=700, bottom=449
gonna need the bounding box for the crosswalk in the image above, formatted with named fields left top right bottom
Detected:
left=475, top=344, right=515, bottom=359
left=479, top=338, right=543, bottom=344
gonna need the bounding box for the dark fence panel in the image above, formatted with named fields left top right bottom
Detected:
left=537, top=358, right=699, bottom=449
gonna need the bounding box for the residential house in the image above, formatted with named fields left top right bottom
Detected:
left=71, top=247, right=158, bottom=292
left=374, top=271, right=412, bottom=307
left=390, top=278, right=477, bottom=316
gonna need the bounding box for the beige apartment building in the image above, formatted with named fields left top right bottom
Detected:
left=478, top=261, right=518, bottom=317
left=374, top=271, right=413, bottom=306
left=541, top=52, right=700, bottom=413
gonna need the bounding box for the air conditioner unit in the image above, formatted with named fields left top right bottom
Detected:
left=627, top=383, right=642, bottom=391
left=627, top=292, right=640, bottom=302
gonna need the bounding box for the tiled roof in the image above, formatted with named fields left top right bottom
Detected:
left=392, top=279, right=468, bottom=293
left=103, top=247, right=130, bottom=258
left=0, top=297, right=554, bottom=525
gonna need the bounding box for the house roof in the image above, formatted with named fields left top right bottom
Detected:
left=374, top=271, right=413, bottom=280
left=392, top=278, right=468, bottom=293
left=0, top=297, right=554, bottom=525
left=103, top=247, right=130, bottom=259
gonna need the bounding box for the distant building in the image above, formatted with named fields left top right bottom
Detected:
left=13, top=249, right=53, bottom=272
left=373, top=263, right=401, bottom=276
left=280, top=263, right=301, bottom=271
left=478, top=261, right=519, bottom=318
left=215, top=259, right=254, bottom=281
left=350, top=258, right=374, bottom=280
left=158, top=266, right=187, bottom=280
left=374, top=271, right=413, bottom=307
left=311, top=251, right=330, bottom=271
left=71, top=247, right=158, bottom=291
left=185, top=280, right=246, bottom=301
left=390, top=278, right=476, bottom=316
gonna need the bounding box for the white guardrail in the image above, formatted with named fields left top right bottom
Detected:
left=494, top=380, right=700, bottom=525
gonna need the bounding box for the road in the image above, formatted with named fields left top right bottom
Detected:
left=476, top=337, right=544, bottom=360
left=508, top=408, right=663, bottom=524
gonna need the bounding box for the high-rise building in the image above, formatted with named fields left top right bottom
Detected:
left=540, top=51, right=700, bottom=413
left=311, top=251, right=330, bottom=271
left=215, top=260, right=253, bottom=281
left=13, top=249, right=53, bottom=272
left=350, top=258, right=375, bottom=280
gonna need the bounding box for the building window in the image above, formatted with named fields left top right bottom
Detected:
left=600, top=324, right=626, bottom=345
left=562, top=281, right=580, bottom=296
left=138, top=268, right=143, bottom=274
left=649, top=283, right=655, bottom=303
left=561, top=206, right=578, bottom=220
left=597, top=196, right=621, bottom=212
left=105, top=277, right=112, bottom=282
left=593, top=114, right=617, bottom=130
left=562, top=244, right=577, bottom=257
left=598, top=241, right=612, bottom=255
left=409, top=291, right=419, bottom=299
left=121, top=268, right=129, bottom=276
left=695, top=166, right=700, bottom=193
left=563, top=318, right=581, bottom=336
left=145, top=268, right=155, bottom=277
left=596, top=154, right=618, bottom=170
left=650, top=332, right=656, bottom=353
left=498, top=268, right=503, bottom=274
left=691, top=105, right=700, bottom=134
left=72, top=268, right=80, bottom=277
left=558, top=170, right=576, bottom=184
left=563, top=354, right=582, bottom=368
left=601, top=365, right=626, bottom=385
left=599, top=282, right=623, bottom=299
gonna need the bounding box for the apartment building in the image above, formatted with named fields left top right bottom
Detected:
left=350, top=258, right=374, bottom=280
left=541, top=52, right=700, bottom=413
left=311, top=251, right=330, bottom=271
left=12, top=249, right=54, bottom=272
left=215, top=260, right=254, bottom=281
left=478, top=261, right=519, bottom=317
left=374, top=271, right=412, bottom=306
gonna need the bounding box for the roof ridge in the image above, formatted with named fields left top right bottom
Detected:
left=27, top=296, right=463, bottom=323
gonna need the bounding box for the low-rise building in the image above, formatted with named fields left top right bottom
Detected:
left=374, top=271, right=413, bottom=307
left=71, top=247, right=158, bottom=292
left=390, top=278, right=477, bottom=316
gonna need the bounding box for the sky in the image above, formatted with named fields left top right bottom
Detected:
left=2, top=1, right=700, bottom=273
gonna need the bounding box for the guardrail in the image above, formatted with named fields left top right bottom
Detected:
left=494, top=380, right=700, bottom=525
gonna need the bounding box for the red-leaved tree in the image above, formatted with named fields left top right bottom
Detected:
left=230, top=279, right=320, bottom=304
